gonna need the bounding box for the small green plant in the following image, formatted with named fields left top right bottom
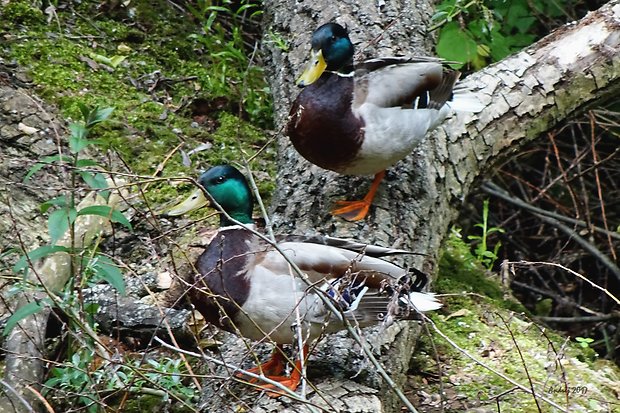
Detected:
left=467, top=199, right=504, bottom=269
left=575, top=336, right=594, bottom=348
left=186, top=0, right=271, bottom=124
left=5, top=105, right=128, bottom=325
left=44, top=349, right=100, bottom=413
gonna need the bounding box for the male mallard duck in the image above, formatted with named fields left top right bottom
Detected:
left=168, top=165, right=441, bottom=396
left=287, top=23, right=480, bottom=221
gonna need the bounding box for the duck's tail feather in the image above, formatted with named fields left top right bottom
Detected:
left=447, top=81, right=485, bottom=113
left=401, top=291, right=442, bottom=312
left=427, top=69, right=461, bottom=110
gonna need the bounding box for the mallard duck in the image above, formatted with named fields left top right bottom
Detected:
left=168, top=165, right=441, bottom=396
left=287, top=23, right=480, bottom=221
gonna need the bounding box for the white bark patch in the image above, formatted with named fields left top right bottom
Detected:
left=549, top=22, right=609, bottom=66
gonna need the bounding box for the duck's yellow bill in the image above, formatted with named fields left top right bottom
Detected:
left=167, top=188, right=209, bottom=216
left=296, top=49, right=327, bottom=87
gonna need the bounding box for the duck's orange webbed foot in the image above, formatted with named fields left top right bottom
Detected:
left=331, top=171, right=385, bottom=221
left=331, top=199, right=373, bottom=221
left=235, top=346, right=285, bottom=383
left=258, top=345, right=307, bottom=398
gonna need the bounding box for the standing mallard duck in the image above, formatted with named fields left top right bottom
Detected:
left=168, top=165, right=441, bottom=396
left=288, top=23, right=480, bottom=221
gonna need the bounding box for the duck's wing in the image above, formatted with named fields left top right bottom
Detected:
left=353, top=57, right=460, bottom=110
left=277, top=234, right=418, bottom=258
left=254, top=239, right=441, bottom=329
left=263, top=240, right=407, bottom=284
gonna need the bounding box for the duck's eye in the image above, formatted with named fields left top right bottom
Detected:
left=215, top=175, right=225, bottom=184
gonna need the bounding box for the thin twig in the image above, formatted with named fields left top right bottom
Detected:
left=482, top=182, right=620, bottom=241
left=508, top=261, right=620, bottom=305
left=496, top=313, right=542, bottom=413
left=536, top=314, right=620, bottom=323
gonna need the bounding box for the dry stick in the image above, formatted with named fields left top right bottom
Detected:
left=588, top=112, right=617, bottom=262
left=426, top=318, right=569, bottom=412
left=509, top=280, right=601, bottom=316
left=496, top=313, right=543, bottom=413
left=482, top=182, right=620, bottom=241
left=536, top=314, right=620, bottom=323
left=547, top=132, right=582, bottom=223
left=143, top=143, right=184, bottom=192
left=0, top=380, right=35, bottom=413
left=508, top=261, right=620, bottom=305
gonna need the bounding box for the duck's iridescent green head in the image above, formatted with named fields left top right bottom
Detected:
left=297, top=23, right=354, bottom=87
left=168, top=165, right=254, bottom=227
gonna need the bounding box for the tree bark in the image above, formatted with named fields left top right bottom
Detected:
left=207, top=0, right=620, bottom=411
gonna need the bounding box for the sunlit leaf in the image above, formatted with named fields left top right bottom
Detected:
left=92, top=255, right=126, bottom=295
left=79, top=171, right=108, bottom=190
left=3, top=299, right=51, bottom=336
left=13, top=245, right=72, bottom=272
left=49, top=207, right=78, bottom=244
left=436, top=22, right=478, bottom=67
left=77, top=205, right=132, bottom=230
left=87, top=107, right=114, bottom=127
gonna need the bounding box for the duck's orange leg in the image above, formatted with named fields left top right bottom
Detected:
left=331, top=170, right=385, bottom=221
left=260, top=345, right=308, bottom=398
left=236, top=345, right=286, bottom=381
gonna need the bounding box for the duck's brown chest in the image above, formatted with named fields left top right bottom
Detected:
left=190, top=230, right=254, bottom=332
left=287, top=74, right=364, bottom=172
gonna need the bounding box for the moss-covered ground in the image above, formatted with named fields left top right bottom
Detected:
left=406, top=230, right=620, bottom=412
left=1, top=0, right=275, bottom=216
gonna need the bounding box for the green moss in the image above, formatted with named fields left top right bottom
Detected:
left=5, top=0, right=275, bottom=213
left=0, top=1, right=44, bottom=27
left=415, top=301, right=619, bottom=412
left=437, top=228, right=526, bottom=313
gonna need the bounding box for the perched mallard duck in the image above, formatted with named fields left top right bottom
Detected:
left=168, top=165, right=441, bottom=396
left=288, top=23, right=480, bottom=221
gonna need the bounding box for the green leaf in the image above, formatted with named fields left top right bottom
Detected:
left=3, top=299, right=51, bottom=336
left=77, top=205, right=132, bottom=230
left=13, top=245, right=72, bottom=272
left=69, top=124, right=91, bottom=153
left=48, top=207, right=78, bottom=244
left=436, top=22, right=478, bottom=66
left=40, top=195, right=68, bottom=213
left=87, top=107, right=114, bottom=127
left=78, top=102, right=91, bottom=123
left=109, top=56, right=126, bottom=68
left=79, top=171, right=108, bottom=190
left=75, top=159, right=100, bottom=168
left=92, top=256, right=126, bottom=295
left=24, top=155, right=73, bottom=181
left=69, top=122, right=88, bottom=140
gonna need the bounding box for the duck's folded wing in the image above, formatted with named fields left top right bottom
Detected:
left=277, top=234, right=416, bottom=257
left=354, top=61, right=455, bottom=109
left=264, top=241, right=408, bottom=285
left=356, top=56, right=444, bottom=72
